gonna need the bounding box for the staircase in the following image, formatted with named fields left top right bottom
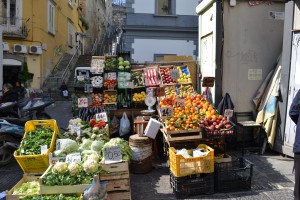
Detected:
left=43, top=52, right=79, bottom=101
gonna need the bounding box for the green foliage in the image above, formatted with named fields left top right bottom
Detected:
left=80, top=17, right=89, bottom=30
left=20, top=62, right=34, bottom=83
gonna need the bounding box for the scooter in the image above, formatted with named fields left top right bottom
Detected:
left=0, top=119, right=25, bottom=165
left=18, top=97, right=55, bottom=120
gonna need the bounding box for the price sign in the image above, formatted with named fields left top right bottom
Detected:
left=66, top=153, right=81, bottom=164
left=95, top=112, right=108, bottom=122
left=224, top=109, right=234, bottom=120
left=108, top=72, right=117, bottom=80
left=56, top=140, right=61, bottom=150
left=84, top=84, right=93, bottom=93
left=71, top=125, right=81, bottom=137
left=175, top=98, right=185, bottom=108
left=104, top=146, right=122, bottom=164
left=41, top=145, right=48, bottom=155
left=161, top=107, right=173, bottom=117
left=171, top=69, right=180, bottom=79
left=78, top=98, right=88, bottom=108
left=202, top=77, right=215, bottom=87
left=49, top=153, right=65, bottom=165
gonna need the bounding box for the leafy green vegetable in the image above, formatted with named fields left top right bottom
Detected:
left=12, top=181, right=40, bottom=195
left=102, top=138, right=132, bottom=162
left=17, top=128, right=54, bottom=155
left=20, top=194, right=81, bottom=200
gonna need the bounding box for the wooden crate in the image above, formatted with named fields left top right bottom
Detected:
left=100, top=161, right=131, bottom=199
left=163, top=126, right=203, bottom=142
left=39, top=165, right=90, bottom=194
left=159, top=65, right=177, bottom=86
left=6, top=174, right=41, bottom=200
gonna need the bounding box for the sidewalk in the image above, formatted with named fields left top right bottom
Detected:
left=0, top=101, right=295, bottom=200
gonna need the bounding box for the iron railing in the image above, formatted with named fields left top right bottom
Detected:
left=0, top=17, right=29, bottom=39
left=90, top=38, right=97, bottom=55
left=61, top=46, right=80, bottom=85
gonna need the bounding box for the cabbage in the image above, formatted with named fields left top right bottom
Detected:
left=68, top=162, right=81, bottom=176
left=79, top=139, right=93, bottom=152
left=52, top=162, right=68, bottom=174
left=83, top=159, right=99, bottom=174
left=91, top=140, right=105, bottom=153
left=53, top=150, right=66, bottom=157
left=81, top=150, right=98, bottom=158
left=57, top=139, right=79, bottom=154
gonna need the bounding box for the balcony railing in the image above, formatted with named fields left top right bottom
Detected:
left=0, top=17, right=29, bottom=39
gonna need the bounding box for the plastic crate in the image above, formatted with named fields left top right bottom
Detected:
left=169, top=144, right=214, bottom=177
left=215, top=157, right=253, bottom=193
left=170, top=171, right=214, bottom=198
left=14, top=120, right=59, bottom=173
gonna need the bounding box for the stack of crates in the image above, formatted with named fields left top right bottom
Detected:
left=169, top=144, right=214, bottom=198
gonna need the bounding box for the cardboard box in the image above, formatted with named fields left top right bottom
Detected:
left=144, top=118, right=162, bottom=139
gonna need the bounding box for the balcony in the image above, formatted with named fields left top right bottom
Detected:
left=0, top=17, right=29, bottom=39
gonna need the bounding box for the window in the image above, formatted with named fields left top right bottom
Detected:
left=68, top=0, right=72, bottom=6
left=68, top=20, right=73, bottom=47
left=0, top=0, right=16, bottom=25
left=48, top=1, right=55, bottom=34
left=157, top=0, right=173, bottom=15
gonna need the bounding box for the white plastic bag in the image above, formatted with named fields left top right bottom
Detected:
left=63, top=90, right=68, bottom=97
left=119, top=112, right=131, bottom=136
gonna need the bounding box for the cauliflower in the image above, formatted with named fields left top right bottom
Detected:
left=83, top=159, right=99, bottom=174
left=68, top=162, right=81, bottom=176
left=53, top=150, right=66, bottom=157
left=52, top=162, right=68, bottom=174
left=86, top=153, right=100, bottom=162
left=91, top=140, right=104, bottom=153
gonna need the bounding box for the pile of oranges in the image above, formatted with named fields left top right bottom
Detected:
left=162, top=93, right=224, bottom=132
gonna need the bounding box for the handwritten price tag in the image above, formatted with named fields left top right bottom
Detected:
left=95, top=112, right=108, bottom=122
left=66, top=153, right=81, bottom=164
left=41, top=145, right=48, bottom=155
left=108, top=72, right=117, bottom=80
left=71, top=125, right=81, bottom=137
left=104, top=146, right=122, bottom=164
left=171, top=69, right=180, bottom=79
left=175, top=98, right=185, bottom=108
left=224, top=109, right=234, bottom=119
left=78, top=98, right=88, bottom=108
left=161, top=107, right=173, bottom=117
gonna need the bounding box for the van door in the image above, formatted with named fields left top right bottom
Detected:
left=285, top=32, right=300, bottom=155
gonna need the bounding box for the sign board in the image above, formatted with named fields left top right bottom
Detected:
left=78, top=98, right=88, bottom=108
left=84, top=84, right=93, bottom=93
left=153, top=87, right=165, bottom=97
left=224, top=109, right=234, bottom=120
left=104, top=146, right=122, bottom=164
left=171, top=69, right=180, bottom=79
left=71, top=125, right=81, bottom=137
left=202, top=77, right=215, bottom=87
left=41, top=145, right=48, bottom=155
left=65, top=153, right=81, bottom=164
left=161, top=107, right=173, bottom=117
left=107, top=72, right=117, bottom=80
left=95, top=112, right=108, bottom=122
left=175, top=98, right=185, bottom=108
left=91, top=57, right=105, bottom=74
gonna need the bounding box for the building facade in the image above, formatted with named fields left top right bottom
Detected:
left=1, top=0, right=84, bottom=89
left=123, top=0, right=199, bottom=63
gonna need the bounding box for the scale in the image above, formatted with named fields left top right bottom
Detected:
left=145, top=96, right=156, bottom=111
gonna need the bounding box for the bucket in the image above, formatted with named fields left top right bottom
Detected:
left=129, top=134, right=152, bottom=174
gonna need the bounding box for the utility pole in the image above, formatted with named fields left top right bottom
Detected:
left=0, top=27, right=3, bottom=93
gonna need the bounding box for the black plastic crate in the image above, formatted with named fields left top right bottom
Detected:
left=170, top=171, right=214, bottom=198
left=215, top=157, right=253, bottom=193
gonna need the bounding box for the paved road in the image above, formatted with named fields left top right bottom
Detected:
left=0, top=101, right=296, bottom=199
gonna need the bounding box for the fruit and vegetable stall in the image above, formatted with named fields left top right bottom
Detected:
left=5, top=55, right=253, bottom=199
